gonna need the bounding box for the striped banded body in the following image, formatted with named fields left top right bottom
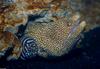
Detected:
left=20, top=36, right=38, bottom=60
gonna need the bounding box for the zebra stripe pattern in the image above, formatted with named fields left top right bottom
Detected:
left=20, top=36, right=38, bottom=60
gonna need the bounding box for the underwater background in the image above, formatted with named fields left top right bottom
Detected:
left=0, top=0, right=100, bottom=69
left=0, top=27, right=100, bottom=69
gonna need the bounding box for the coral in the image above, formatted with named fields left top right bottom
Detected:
left=68, top=0, right=100, bottom=25
left=0, top=31, right=22, bottom=60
